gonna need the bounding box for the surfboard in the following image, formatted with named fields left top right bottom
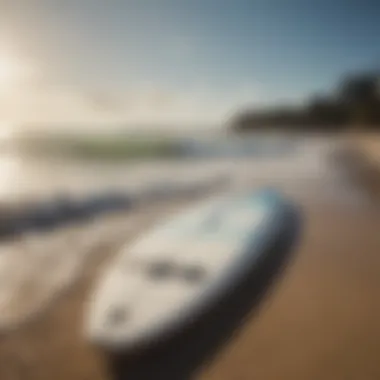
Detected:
left=84, top=188, right=301, bottom=352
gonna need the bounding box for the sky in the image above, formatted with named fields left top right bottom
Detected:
left=1, top=0, right=380, bottom=132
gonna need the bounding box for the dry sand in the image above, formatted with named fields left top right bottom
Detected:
left=1, top=149, right=380, bottom=379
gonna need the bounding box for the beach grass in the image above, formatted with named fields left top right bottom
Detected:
left=19, top=135, right=182, bottom=161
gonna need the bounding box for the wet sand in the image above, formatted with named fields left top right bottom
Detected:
left=0, top=146, right=380, bottom=379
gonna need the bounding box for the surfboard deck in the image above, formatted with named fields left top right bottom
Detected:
left=84, top=188, right=301, bottom=354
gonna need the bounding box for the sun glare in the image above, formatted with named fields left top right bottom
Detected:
left=0, top=57, right=17, bottom=83
left=0, top=53, right=29, bottom=90
left=0, top=122, right=15, bottom=140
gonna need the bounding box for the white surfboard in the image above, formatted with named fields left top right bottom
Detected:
left=84, top=188, right=300, bottom=351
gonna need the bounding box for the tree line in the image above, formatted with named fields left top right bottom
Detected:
left=230, top=71, right=380, bottom=133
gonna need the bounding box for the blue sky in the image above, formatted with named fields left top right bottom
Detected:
left=2, top=0, right=380, bottom=129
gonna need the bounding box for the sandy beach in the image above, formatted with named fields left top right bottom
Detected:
left=0, top=137, right=379, bottom=380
